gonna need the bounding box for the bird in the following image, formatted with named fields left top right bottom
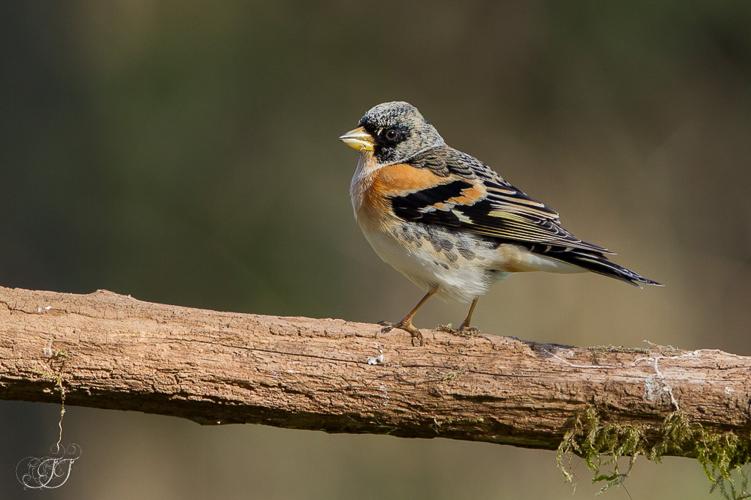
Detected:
left=339, top=101, right=661, bottom=346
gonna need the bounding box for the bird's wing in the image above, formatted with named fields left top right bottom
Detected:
left=392, top=146, right=614, bottom=255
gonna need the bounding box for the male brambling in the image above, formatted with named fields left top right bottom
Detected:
left=340, top=101, right=661, bottom=346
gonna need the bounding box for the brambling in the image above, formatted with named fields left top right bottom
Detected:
left=340, top=101, right=661, bottom=346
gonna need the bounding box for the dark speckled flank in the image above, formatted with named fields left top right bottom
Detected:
left=398, top=224, right=423, bottom=247
left=430, top=238, right=460, bottom=264
left=416, top=223, right=495, bottom=268
left=456, top=239, right=476, bottom=260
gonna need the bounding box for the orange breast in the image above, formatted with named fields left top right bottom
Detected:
left=358, top=163, right=486, bottom=230
left=358, top=164, right=444, bottom=228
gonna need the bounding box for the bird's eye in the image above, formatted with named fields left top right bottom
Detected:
left=383, top=128, right=401, bottom=143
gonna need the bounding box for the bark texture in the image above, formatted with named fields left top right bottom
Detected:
left=0, top=286, right=749, bottom=453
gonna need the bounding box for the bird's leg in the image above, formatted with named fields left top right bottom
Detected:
left=458, top=298, right=479, bottom=334
left=379, top=286, right=438, bottom=346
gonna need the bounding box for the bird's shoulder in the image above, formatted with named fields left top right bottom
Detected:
left=407, top=145, right=561, bottom=221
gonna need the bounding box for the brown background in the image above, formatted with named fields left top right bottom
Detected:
left=1, top=1, right=749, bottom=498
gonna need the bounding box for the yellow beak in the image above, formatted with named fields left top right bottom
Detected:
left=339, top=126, right=374, bottom=152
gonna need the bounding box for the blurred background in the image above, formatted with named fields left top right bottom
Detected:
left=1, top=1, right=750, bottom=498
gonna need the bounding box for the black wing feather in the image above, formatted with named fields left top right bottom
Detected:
left=403, top=146, right=612, bottom=254
left=389, top=146, right=661, bottom=286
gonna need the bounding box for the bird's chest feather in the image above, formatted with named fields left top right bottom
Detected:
left=350, top=156, right=449, bottom=230
left=349, top=157, right=501, bottom=300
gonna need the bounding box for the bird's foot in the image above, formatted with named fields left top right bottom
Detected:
left=378, top=320, right=424, bottom=346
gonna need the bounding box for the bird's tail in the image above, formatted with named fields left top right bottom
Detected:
left=554, top=250, right=663, bottom=287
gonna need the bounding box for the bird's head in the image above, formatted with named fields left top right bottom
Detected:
left=339, top=101, right=445, bottom=165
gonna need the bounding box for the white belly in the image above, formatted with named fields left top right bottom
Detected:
left=358, top=220, right=506, bottom=303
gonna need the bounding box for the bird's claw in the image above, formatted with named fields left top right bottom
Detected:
left=377, top=320, right=424, bottom=346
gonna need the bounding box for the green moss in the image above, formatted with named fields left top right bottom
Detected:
left=557, top=407, right=751, bottom=498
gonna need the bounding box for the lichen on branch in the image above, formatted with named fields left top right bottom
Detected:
left=557, top=407, right=751, bottom=498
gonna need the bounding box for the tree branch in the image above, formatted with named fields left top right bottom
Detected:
left=0, top=286, right=748, bottom=455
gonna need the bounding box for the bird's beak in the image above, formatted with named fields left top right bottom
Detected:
left=339, top=126, right=374, bottom=152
